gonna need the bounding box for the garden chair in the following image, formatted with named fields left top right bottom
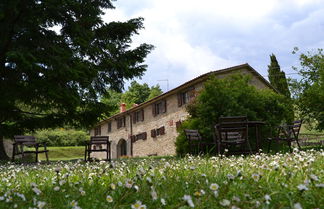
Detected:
left=184, top=129, right=216, bottom=155
left=12, top=135, right=49, bottom=162
left=267, top=120, right=302, bottom=152
left=215, top=116, right=252, bottom=155
left=85, top=136, right=111, bottom=161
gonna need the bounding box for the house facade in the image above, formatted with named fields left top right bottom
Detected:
left=90, top=64, right=274, bottom=159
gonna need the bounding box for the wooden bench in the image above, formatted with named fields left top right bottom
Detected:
left=84, top=136, right=111, bottom=161
left=12, top=135, right=49, bottom=162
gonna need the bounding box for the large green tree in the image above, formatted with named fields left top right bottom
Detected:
left=267, top=54, right=291, bottom=98
left=293, top=48, right=324, bottom=130
left=0, top=0, right=153, bottom=159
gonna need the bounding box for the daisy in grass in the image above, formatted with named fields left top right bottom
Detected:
left=209, top=183, right=219, bottom=191
left=183, top=195, right=194, bottom=208
left=220, top=199, right=230, bottom=206
left=131, top=201, right=146, bottom=209
left=106, top=195, right=113, bottom=203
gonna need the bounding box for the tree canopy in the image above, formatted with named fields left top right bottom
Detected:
left=0, top=0, right=153, bottom=137
left=101, top=81, right=163, bottom=116
left=292, top=48, right=324, bottom=130
left=267, top=54, right=291, bottom=98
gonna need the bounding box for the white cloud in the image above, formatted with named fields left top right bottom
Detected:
left=102, top=0, right=324, bottom=91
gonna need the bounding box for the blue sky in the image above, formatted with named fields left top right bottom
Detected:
left=103, top=0, right=324, bottom=92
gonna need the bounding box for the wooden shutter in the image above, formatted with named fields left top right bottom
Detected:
left=133, top=113, right=137, bottom=124
left=141, top=109, right=144, bottom=121
left=151, top=129, right=156, bottom=138
left=177, top=93, right=183, bottom=107
left=160, top=126, right=165, bottom=135
left=162, top=100, right=167, bottom=113
left=152, top=104, right=156, bottom=116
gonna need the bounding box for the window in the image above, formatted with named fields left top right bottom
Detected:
left=178, top=86, right=196, bottom=107
left=107, top=122, right=112, bottom=133
left=152, top=100, right=167, bottom=116
left=131, top=132, right=147, bottom=142
left=117, top=116, right=125, bottom=129
left=151, top=126, right=165, bottom=138
left=94, top=126, right=101, bottom=136
left=133, top=109, right=144, bottom=123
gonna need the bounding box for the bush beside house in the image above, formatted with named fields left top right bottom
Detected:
left=176, top=74, right=293, bottom=155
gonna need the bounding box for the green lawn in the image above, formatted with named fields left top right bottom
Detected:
left=37, top=146, right=84, bottom=161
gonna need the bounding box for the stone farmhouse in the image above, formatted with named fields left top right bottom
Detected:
left=90, top=63, right=274, bottom=159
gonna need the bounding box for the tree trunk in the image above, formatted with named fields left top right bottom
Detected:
left=0, top=136, right=10, bottom=160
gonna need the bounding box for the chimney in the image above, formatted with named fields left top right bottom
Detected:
left=120, top=103, right=126, bottom=113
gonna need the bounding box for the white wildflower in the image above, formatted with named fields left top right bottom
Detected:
left=32, top=187, right=41, bottom=195
left=37, top=201, right=46, bottom=209
left=220, top=199, right=231, bottom=206
left=161, top=198, right=166, bottom=205
left=106, top=195, right=113, bottom=203
left=183, top=195, right=195, bottom=208
left=294, top=202, right=303, bottom=209
left=54, top=186, right=60, bottom=191
left=297, top=184, right=308, bottom=191
left=209, top=183, right=219, bottom=191
left=251, top=173, right=260, bottom=182
left=310, top=174, right=319, bottom=181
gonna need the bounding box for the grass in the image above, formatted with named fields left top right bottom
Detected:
left=26, top=146, right=84, bottom=161
left=0, top=149, right=323, bottom=209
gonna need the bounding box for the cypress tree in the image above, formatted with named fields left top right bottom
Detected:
left=268, top=54, right=291, bottom=98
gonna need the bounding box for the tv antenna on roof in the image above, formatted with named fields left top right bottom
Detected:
left=157, top=79, right=169, bottom=92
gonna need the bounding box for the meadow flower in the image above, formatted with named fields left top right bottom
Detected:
left=310, top=174, right=319, bottom=181
left=37, top=201, right=46, bottom=209
left=0, top=196, right=4, bottom=201
left=227, top=174, right=235, bottom=180
left=213, top=190, right=219, bottom=198
left=161, top=198, right=166, bottom=205
left=150, top=188, right=158, bottom=200
left=232, top=196, right=240, bottom=202
left=219, top=199, right=230, bottom=206
left=251, top=173, right=260, bottom=182
left=294, top=202, right=303, bottom=209
left=146, top=177, right=152, bottom=184
left=183, top=195, right=194, bottom=208
left=264, top=194, right=271, bottom=204
left=134, top=185, right=139, bottom=192
left=16, top=193, right=26, bottom=201
left=54, top=186, right=60, bottom=191
left=106, top=195, right=113, bottom=203
left=110, top=183, right=116, bottom=190
left=297, top=184, right=308, bottom=191
left=32, top=187, right=41, bottom=195
left=315, top=183, right=324, bottom=188
left=194, top=191, right=202, bottom=197
left=209, top=183, right=219, bottom=191
left=125, top=179, right=133, bottom=188
left=59, top=180, right=66, bottom=185
left=131, top=201, right=143, bottom=209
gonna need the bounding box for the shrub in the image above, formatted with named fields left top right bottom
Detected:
left=34, top=128, right=89, bottom=146
left=175, top=74, right=292, bottom=155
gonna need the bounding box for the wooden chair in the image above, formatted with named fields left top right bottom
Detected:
left=85, top=136, right=111, bottom=161
left=215, top=116, right=251, bottom=155
left=267, top=120, right=302, bottom=152
left=12, top=135, right=49, bottom=162
left=184, top=129, right=216, bottom=155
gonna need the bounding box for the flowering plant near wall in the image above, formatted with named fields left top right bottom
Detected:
left=0, top=149, right=323, bottom=208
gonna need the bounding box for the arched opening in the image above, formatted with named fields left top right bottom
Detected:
left=117, top=138, right=127, bottom=158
